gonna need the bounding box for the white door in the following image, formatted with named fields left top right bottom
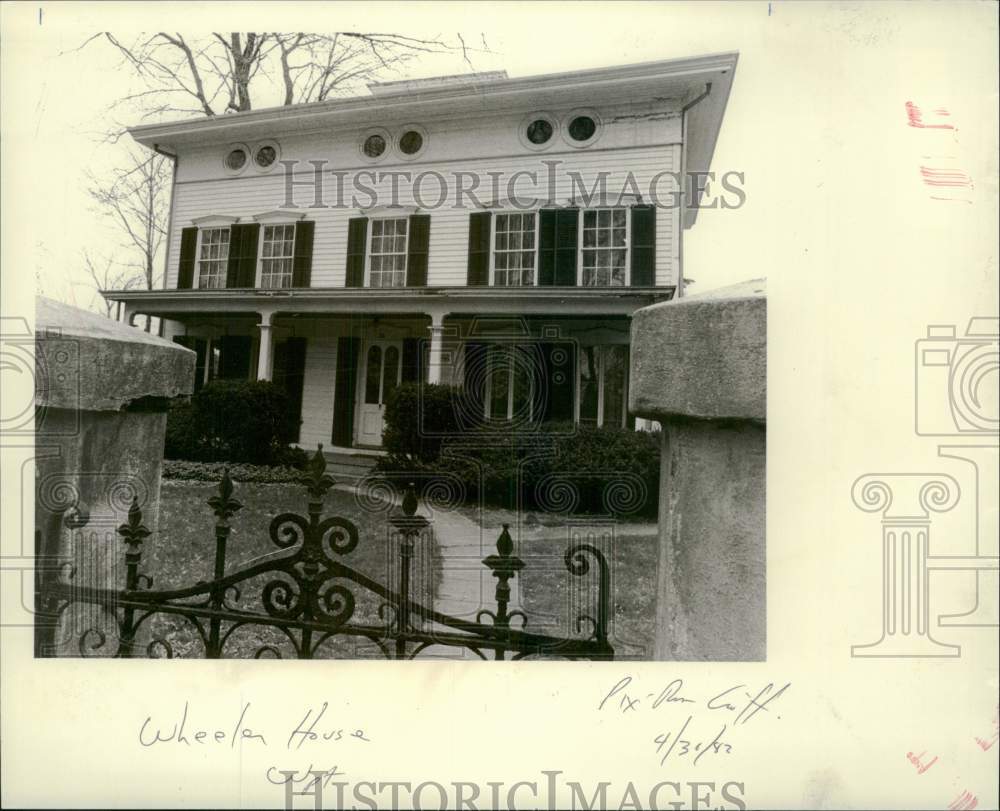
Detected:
left=356, top=340, right=402, bottom=446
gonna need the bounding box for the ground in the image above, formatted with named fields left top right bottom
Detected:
left=146, top=479, right=658, bottom=659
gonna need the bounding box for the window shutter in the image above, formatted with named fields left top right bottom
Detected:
left=216, top=335, right=253, bottom=380
left=292, top=220, right=315, bottom=288
left=554, top=208, right=579, bottom=286
left=461, top=341, right=487, bottom=424
left=345, top=217, right=368, bottom=287
left=401, top=337, right=422, bottom=383
left=466, top=212, right=491, bottom=286
left=177, top=227, right=198, bottom=289
left=630, top=205, right=656, bottom=287
left=406, top=214, right=430, bottom=287
left=539, top=209, right=578, bottom=286
left=538, top=341, right=576, bottom=422
left=332, top=337, right=361, bottom=446
left=226, top=224, right=260, bottom=288
left=274, top=337, right=307, bottom=442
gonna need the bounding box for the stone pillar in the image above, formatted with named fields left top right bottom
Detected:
left=256, top=311, right=275, bottom=381
left=629, top=279, right=766, bottom=661
left=34, top=297, right=195, bottom=656
left=426, top=312, right=447, bottom=384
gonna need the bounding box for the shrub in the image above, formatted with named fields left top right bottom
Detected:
left=375, top=383, right=660, bottom=518
left=164, top=380, right=304, bottom=466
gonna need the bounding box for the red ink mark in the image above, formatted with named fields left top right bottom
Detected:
left=974, top=705, right=1000, bottom=751
left=948, top=790, right=978, bottom=810
left=906, top=101, right=956, bottom=130
left=906, top=750, right=939, bottom=774
left=919, top=166, right=974, bottom=189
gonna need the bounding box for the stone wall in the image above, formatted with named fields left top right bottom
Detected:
left=630, top=280, right=766, bottom=660
left=34, top=297, right=194, bottom=655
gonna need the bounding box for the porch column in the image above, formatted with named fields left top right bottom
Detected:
left=256, top=310, right=275, bottom=381
left=426, top=311, right=447, bottom=384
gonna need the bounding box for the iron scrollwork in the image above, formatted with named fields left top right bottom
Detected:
left=36, top=446, right=614, bottom=661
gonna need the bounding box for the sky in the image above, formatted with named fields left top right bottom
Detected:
left=1, top=1, right=998, bottom=317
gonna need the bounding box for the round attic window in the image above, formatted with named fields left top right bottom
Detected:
left=224, top=147, right=248, bottom=172
left=363, top=134, right=387, bottom=158
left=399, top=129, right=424, bottom=156
left=526, top=119, right=553, bottom=145
left=568, top=115, right=597, bottom=142
left=254, top=144, right=277, bottom=168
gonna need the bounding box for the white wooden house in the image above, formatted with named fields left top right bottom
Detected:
left=105, top=52, right=737, bottom=455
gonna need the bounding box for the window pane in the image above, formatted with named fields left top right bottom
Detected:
left=364, top=345, right=382, bottom=404
left=382, top=346, right=400, bottom=405
left=602, top=346, right=628, bottom=428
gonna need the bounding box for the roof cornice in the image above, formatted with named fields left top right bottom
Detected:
left=128, top=52, right=738, bottom=146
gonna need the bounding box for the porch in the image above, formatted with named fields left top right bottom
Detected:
left=106, top=287, right=673, bottom=452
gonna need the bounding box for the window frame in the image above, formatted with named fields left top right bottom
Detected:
left=194, top=226, right=232, bottom=290
left=366, top=215, right=410, bottom=288
left=482, top=344, right=534, bottom=423
left=489, top=211, right=540, bottom=288
left=255, top=222, right=297, bottom=289
left=577, top=206, right=631, bottom=288
left=575, top=343, right=630, bottom=428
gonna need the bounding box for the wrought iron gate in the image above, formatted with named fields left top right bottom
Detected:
left=36, top=448, right=614, bottom=660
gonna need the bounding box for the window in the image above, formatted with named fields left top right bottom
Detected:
left=254, top=144, right=277, bottom=169
left=197, top=228, right=231, bottom=288
left=363, top=134, right=386, bottom=158
left=526, top=119, right=553, bottom=145
left=369, top=218, right=408, bottom=287
left=581, top=208, right=628, bottom=286
left=485, top=345, right=533, bottom=423
left=568, top=115, right=597, bottom=142
left=399, top=130, right=423, bottom=155
left=578, top=345, right=629, bottom=428
left=493, top=212, right=536, bottom=286
left=259, top=224, right=295, bottom=288
left=225, top=148, right=247, bottom=171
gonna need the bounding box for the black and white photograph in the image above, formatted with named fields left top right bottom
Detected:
left=1, top=3, right=996, bottom=810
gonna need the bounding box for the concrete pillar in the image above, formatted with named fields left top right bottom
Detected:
left=256, top=311, right=274, bottom=381
left=426, top=312, right=447, bottom=384
left=34, top=297, right=195, bottom=656
left=629, top=279, right=766, bottom=661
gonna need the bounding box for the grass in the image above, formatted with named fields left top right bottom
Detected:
left=516, top=532, right=660, bottom=660
left=139, top=479, right=441, bottom=659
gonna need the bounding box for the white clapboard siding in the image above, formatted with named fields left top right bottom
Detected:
left=298, top=337, right=338, bottom=450
left=165, top=99, right=686, bottom=289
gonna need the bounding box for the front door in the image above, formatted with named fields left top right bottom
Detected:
left=355, top=340, right=402, bottom=446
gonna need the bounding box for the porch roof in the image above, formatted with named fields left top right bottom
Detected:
left=102, top=286, right=675, bottom=320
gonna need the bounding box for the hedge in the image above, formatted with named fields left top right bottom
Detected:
left=164, top=380, right=307, bottom=467
left=375, top=383, right=660, bottom=518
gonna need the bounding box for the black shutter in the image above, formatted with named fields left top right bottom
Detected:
left=630, top=205, right=656, bottom=287
left=555, top=208, right=578, bottom=286
left=345, top=218, right=368, bottom=287
left=466, top=211, right=491, bottom=286
left=292, top=221, right=315, bottom=288
left=538, top=341, right=576, bottom=423
left=217, top=335, right=253, bottom=380
left=177, top=227, right=198, bottom=289
left=274, top=337, right=307, bottom=442
left=538, top=209, right=578, bottom=286
left=226, top=224, right=260, bottom=288
left=172, top=336, right=207, bottom=391
left=406, top=214, right=430, bottom=287
left=332, top=337, right=361, bottom=446
left=401, top=337, right=422, bottom=384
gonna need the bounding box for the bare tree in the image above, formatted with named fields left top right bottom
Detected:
left=86, top=148, right=171, bottom=329
left=78, top=251, right=141, bottom=318
left=86, top=31, right=479, bottom=123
